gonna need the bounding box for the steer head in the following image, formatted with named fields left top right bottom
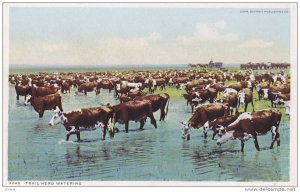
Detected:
left=262, top=89, right=269, bottom=99
left=217, top=128, right=253, bottom=146
left=202, top=121, right=212, bottom=139
left=238, top=92, right=246, bottom=106
left=107, top=115, right=116, bottom=138
left=180, top=121, right=192, bottom=140
left=273, top=93, right=283, bottom=105
left=24, top=95, right=32, bottom=105
left=223, top=88, right=237, bottom=98
left=256, top=84, right=261, bottom=92
left=247, top=81, right=252, bottom=88
left=216, top=127, right=234, bottom=146
left=49, top=106, right=66, bottom=126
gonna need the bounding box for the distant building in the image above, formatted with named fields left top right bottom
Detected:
left=208, top=59, right=223, bottom=68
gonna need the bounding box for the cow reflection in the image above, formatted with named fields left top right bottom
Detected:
left=65, top=145, right=110, bottom=165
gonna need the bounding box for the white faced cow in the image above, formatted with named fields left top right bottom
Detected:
left=237, top=88, right=254, bottom=112
left=49, top=106, right=115, bottom=141
left=216, top=109, right=281, bottom=152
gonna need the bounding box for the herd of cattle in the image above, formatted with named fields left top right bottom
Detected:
left=9, top=68, right=290, bottom=152
left=240, top=62, right=290, bottom=70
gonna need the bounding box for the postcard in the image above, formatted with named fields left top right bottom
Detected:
left=2, top=2, right=298, bottom=190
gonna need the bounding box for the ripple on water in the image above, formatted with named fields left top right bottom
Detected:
left=8, top=87, right=290, bottom=181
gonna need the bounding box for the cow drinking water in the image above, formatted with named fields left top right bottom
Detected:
left=216, top=109, right=281, bottom=152
left=180, top=103, right=229, bottom=140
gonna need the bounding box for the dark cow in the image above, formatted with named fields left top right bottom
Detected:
left=276, top=93, right=290, bottom=102
left=270, top=84, right=290, bottom=94
left=274, top=93, right=290, bottom=117
left=227, top=82, right=242, bottom=92
left=77, top=82, right=99, bottom=95
left=180, top=103, right=229, bottom=140
left=262, top=73, right=274, bottom=84
left=61, top=82, right=71, bottom=94
left=119, top=95, right=133, bottom=103
left=217, top=91, right=238, bottom=115
left=48, top=105, right=114, bottom=141
left=127, top=90, right=145, bottom=98
left=114, top=81, right=130, bottom=98
left=183, top=88, right=218, bottom=113
left=172, top=77, right=189, bottom=84
left=27, top=93, right=63, bottom=118
left=97, top=79, right=114, bottom=93
left=209, top=82, right=225, bottom=98
left=216, top=109, right=281, bottom=152
left=256, top=82, right=270, bottom=100
left=132, top=93, right=170, bottom=121
left=173, top=77, right=190, bottom=89
left=185, top=79, right=207, bottom=91
left=202, top=114, right=239, bottom=139
left=262, top=85, right=290, bottom=108
left=264, top=90, right=281, bottom=108
left=148, top=78, right=166, bottom=93
left=237, top=88, right=254, bottom=112
left=15, top=84, right=32, bottom=101
left=110, top=100, right=157, bottom=136
left=31, top=85, right=59, bottom=97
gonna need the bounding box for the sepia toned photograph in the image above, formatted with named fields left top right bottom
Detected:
left=2, top=2, right=298, bottom=189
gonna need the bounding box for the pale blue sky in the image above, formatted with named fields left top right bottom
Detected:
left=9, top=7, right=291, bottom=65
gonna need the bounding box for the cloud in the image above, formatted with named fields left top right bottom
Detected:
left=239, top=39, right=274, bottom=48
left=149, top=32, right=161, bottom=40
left=214, top=21, right=227, bottom=29
left=194, top=21, right=238, bottom=42
left=42, top=42, right=68, bottom=52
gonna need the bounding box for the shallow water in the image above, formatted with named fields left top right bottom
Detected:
left=8, top=85, right=290, bottom=181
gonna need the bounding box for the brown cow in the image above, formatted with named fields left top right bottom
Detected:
left=110, top=100, right=157, bottom=135
left=97, top=79, right=114, bottom=93
left=185, top=79, right=207, bottom=91
left=119, top=90, right=145, bottom=102
left=114, top=81, right=130, bottom=98
left=262, top=84, right=290, bottom=107
left=217, top=91, right=238, bottom=115
left=77, top=82, right=99, bottom=95
left=180, top=103, right=229, bottom=140
left=256, top=82, right=270, bottom=100
left=227, top=82, right=242, bottom=92
left=276, top=93, right=290, bottom=102
left=48, top=105, right=114, bottom=141
left=132, top=93, right=170, bottom=121
left=148, top=78, right=166, bottom=93
left=202, top=114, right=239, bottom=139
left=31, top=85, right=59, bottom=97
left=216, top=109, right=281, bottom=152
left=237, top=88, right=254, bottom=112
left=184, top=88, right=217, bottom=113
left=119, top=95, right=133, bottom=103
left=61, top=82, right=71, bottom=94
left=127, top=90, right=145, bottom=98
left=27, top=93, right=63, bottom=118
left=273, top=93, right=290, bottom=111
left=210, top=82, right=225, bottom=98
left=15, top=84, right=32, bottom=101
